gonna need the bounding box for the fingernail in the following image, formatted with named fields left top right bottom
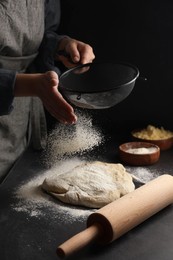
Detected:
left=72, top=117, right=77, bottom=124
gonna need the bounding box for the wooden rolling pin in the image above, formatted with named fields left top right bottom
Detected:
left=57, top=174, right=173, bottom=259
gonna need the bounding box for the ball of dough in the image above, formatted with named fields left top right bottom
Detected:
left=42, top=161, right=135, bottom=208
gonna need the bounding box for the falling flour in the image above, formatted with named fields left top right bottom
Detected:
left=12, top=158, right=96, bottom=223
left=43, top=110, right=104, bottom=166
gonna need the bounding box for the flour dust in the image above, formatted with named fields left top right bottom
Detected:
left=43, top=110, right=104, bottom=167
left=12, top=110, right=103, bottom=223
left=126, top=166, right=160, bottom=184
left=12, top=158, right=96, bottom=223
left=11, top=110, right=161, bottom=222
left=12, top=158, right=160, bottom=222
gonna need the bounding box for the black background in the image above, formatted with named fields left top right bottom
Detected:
left=57, top=0, right=173, bottom=132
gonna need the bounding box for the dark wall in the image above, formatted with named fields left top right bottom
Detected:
left=58, top=0, right=173, bottom=131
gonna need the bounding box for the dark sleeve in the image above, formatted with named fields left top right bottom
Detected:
left=33, top=0, right=67, bottom=75
left=0, top=69, right=16, bottom=116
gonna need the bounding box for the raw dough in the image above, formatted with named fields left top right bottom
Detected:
left=42, top=161, right=135, bottom=208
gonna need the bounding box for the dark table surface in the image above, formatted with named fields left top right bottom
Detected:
left=1, top=133, right=173, bottom=260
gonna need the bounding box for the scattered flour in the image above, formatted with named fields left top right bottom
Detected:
left=126, top=166, right=160, bottom=184
left=12, top=158, right=96, bottom=223
left=12, top=156, right=160, bottom=222
left=12, top=160, right=161, bottom=221
left=11, top=110, right=161, bottom=222
left=12, top=111, right=103, bottom=223
left=43, top=110, right=104, bottom=166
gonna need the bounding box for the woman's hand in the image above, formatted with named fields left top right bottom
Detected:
left=39, top=71, right=77, bottom=124
left=56, top=37, right=95, bottom=68
left=15, top=71, right=77, bottom=124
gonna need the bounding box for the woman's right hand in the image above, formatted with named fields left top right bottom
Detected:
left=15, top=71, right=77, bottom=124
left=39, top=71, right=77, bottom=124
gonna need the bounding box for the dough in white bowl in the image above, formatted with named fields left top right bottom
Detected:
left=42, top=161, right=135, bottom=208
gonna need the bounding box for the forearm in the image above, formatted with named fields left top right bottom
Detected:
left=14, top=73, right=43, bottom=97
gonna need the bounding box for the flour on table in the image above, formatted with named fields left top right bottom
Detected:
left=42, top=161, right=135, bottom=208
left=126, top=166, right=160, bottom=184
left=12, top=159, right=160, bottom=221
left=12, top=158, right=96, bottom=223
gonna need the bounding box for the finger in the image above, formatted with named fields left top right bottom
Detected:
left=45, top=104, right=76, bottom=124
left=43, top=99, right=77, bottom=124
left=45, top=71, right=59, bottom=86
left=41, top=91, right=77, bottom=124
left=79, top=49, right=95, bottom=64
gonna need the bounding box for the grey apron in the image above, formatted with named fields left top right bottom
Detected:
left=0, top=0, right=47, bottom=181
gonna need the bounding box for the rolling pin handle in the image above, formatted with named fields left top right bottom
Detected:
left=57, top=223, right=103, bottom=259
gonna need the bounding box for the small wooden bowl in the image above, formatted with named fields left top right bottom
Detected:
left=119, top=142, right=160, bottom=166
left=131, top=129, right=173, bottom=151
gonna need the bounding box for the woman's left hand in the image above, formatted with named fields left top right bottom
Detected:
left=56, top=37, right=95, bottom=68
